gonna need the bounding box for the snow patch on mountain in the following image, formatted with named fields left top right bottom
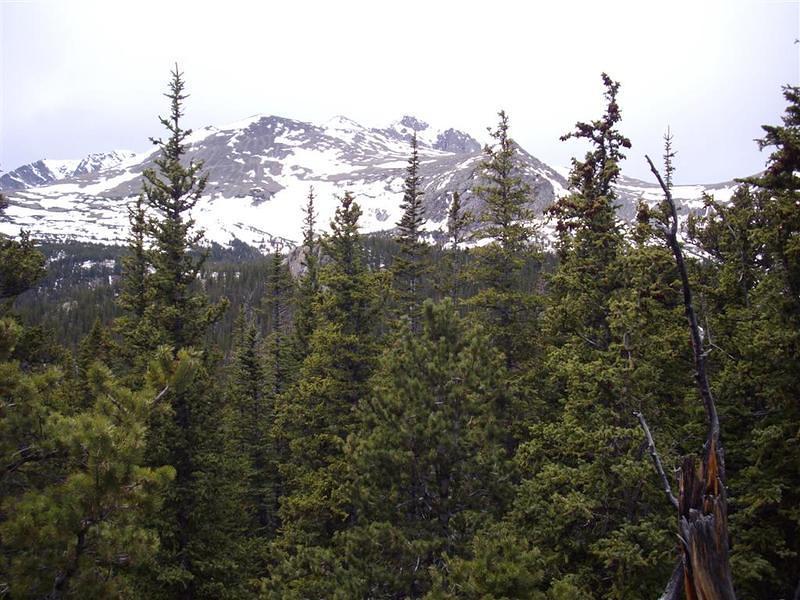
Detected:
left=0, top=113, right=739, bottom=252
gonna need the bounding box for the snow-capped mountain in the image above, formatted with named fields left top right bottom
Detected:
left=0, top=151, right=136, bottom=191
left=0, top=114, right=737, bottom=251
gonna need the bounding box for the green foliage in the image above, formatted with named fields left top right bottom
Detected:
left=0, top=334, right=173, bottom=598
left=428, top=521, right=548, bottom=599
left=0, top=231, right=45, bottom=311
left=6, top=70, right=800, bottom=600
left=141, top=66, right=227, bottom=351
left=393, top=131, right=430, bottom=329
left=469, top=111, right=540, bottom=367
left=227, top=317, right=281, bottom=540
left=292, top=187, right=321, bottom=365
left=139, top=347, right=251, bottom=599
left=509, top=75, right=685, bottom=598
left=269, top=192, right=384, bottom=595
left=742, top=84, right=800, bottom=309
left=438, top=191, right=473, bottom=302
left=686, top=90, right=800, bottom=596
left=339, top=300, right=510, bottom=597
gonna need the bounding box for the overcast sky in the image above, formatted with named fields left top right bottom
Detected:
left=1, top=0, right=798, bottom=183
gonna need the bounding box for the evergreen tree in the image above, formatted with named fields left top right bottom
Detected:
left=0, top=230, right=45, bottom=311
left=133, top=67, right=245, bottom=600
left=468, top=111, right=540, bottom=451
left=338, top=300, right=509, bottom=598
left=141, top=65, right=227, bottom=351
left=221, top=314, right=281, bottom=590
left=263, top=245, right=295, bottom=395
left=392, top=131, right=429, bottom=330
left=269, top=191, right=382, bottom=597
left=439, top=190, right=472, bottom=302
left=75, top=317, right=113, bottom=407
left=0, top=229, right=173, bottom=598
left=546, top=73, right=631, bottom=345
left=470, top=110, right=539, bottom=371
left=118, top=195, right=149, bottom=322
left=116, top=194, right=156, bottom=369
left=684, top=85, right=800, bottom=598
left=511, top=74, right=683, bottom=597
left=743, top=83, right=800, bottom=314
left=1, top=359, right=175, bottom=600
left=292, top=187, right=320, bottom=365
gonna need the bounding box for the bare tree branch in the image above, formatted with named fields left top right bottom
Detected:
left=2, top=447, right=62, bottom=480
left=646, top=148, right=736, bottom=599
left=645, top=154, right=721, bottom=453
left=633, top=411, right=678, bottom=509
left=151, top=385, right=170, bottom=406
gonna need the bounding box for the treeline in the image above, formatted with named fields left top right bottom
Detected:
left=0, top=68, right=798, bottom=599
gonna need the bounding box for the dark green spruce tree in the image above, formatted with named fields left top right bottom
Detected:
left=337, top=300, right=510, bottom=598
left=224, top=313, right=280, bottom=587
left=269, top=191, right=383, bottom=598
left=510, top=74, right=684, bottom=597
left=133, top=66, right=245, bottom=600
left=468, top=110, right=540, bottom=450
left=116, top=194, right=156, bottom=372
left=263, top=243, right=295, bottom=395
left=141, top=67, right=227, bottom=352
left=291, top=186, right=321, bottom=366
left=392, top=131, right=429, bottom=330
left=440, top=190, right=472, bottom=302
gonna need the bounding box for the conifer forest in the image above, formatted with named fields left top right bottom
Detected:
left=2, top=67, right=800, bottom=599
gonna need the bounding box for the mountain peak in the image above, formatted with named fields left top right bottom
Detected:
left=1, top=150, right=137, bottom=191
left=398, top=116, right=429, bottom=132
left=325, top=115, right=364, bottom=131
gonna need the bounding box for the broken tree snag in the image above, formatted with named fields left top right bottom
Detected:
left=658, top=561, right=683, bottom=600
left=645, top=146, right=736, bottom=600
left=678, top=448, right=736, bottom=600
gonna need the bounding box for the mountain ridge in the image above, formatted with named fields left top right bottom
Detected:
left=0, top=114, right=739, bottom=251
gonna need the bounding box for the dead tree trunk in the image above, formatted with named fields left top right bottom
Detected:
left=641, top=148, right=736, bottom=600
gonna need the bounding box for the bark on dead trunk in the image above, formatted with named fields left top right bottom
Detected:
left=645, top=150, right=737, bottom=600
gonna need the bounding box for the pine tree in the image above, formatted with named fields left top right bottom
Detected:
left=439, top=190, right=472, bottom=302
left=0, top=235, right=173, bottom=598
left=546, top=72, right=631, bottom=345
left=447, top=191, right=472, bottom=250
left=0, top=230, right=45, bottom=312
left=269, top=191, right=383, bottom=597
left=337, top=300, right=509, bottom=598
left=468, top=111, right=541, bottom=451
left=392, top=131, right=429, bottom=330
left=263, top=244, right=295, bottom=396
left=118, top=195, right=149, bottom=322
left=116, top=194, right=155, bottom=368
left=469, top=110, right=539, bottom=372
left=510, top=74, right=684, bottom=597
left=1, top=360, right=175, bottom=600
left=228, top=318, right=278, bottom=533
left=75, top=317, right=113, bottom=407
left=743, top=83, right=800, bottom=313
left=141, top=65, right=227, bottom=351
left=221, top=314, right=281, bottom=589
left=133, top=67, right=245, bottom=600
left=292, top=187, right=321, bottom=365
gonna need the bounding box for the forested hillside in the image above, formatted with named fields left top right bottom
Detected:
left=1, top=68, right=798, bottom=599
